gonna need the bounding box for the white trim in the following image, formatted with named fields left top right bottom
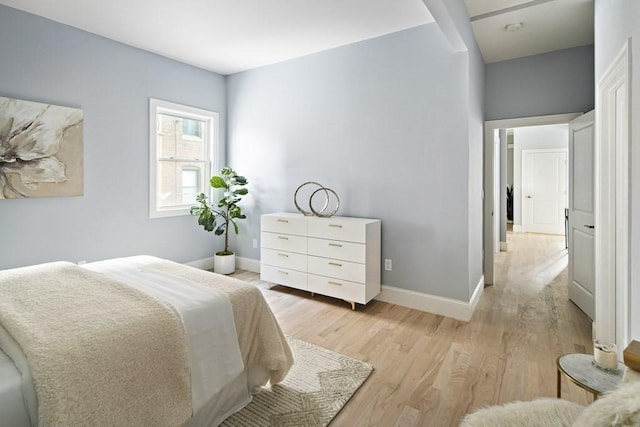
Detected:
left=499, top=241, right=508, bottom=251
left=595, top=40, right=631, bottom=349
left=236, top=256, right=260, bottom=273
left=375, top=276, right=485, bottom=322
left=149, top=98, right=219, bottom=219
left=513, top=225, right=523, bottom=232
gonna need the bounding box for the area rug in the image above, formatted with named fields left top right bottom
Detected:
left=222, top=336, right=373, bottom=426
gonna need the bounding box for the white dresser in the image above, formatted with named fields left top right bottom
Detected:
left=260, top=212, right=381, bottom=309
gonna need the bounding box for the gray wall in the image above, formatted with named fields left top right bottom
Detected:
left=594, top=0, right=640, bottom=339
left=485, top=45, right=595, bottom=121
left=0, top=5, right=227, bottom=269
left=227, top=23, right=480, bottom=302
left=444, top=0, right=486, bottom=298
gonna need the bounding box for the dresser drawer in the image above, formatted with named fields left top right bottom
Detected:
left=260, top=265, right=307, bottom=291
left=261, top=214, right=306, bottom=235
left=308, top=238, right=365, bottom=263
left=261, top=248, right=306, bottom=272
left=308, top=256, right=365, bottom=283
left=308, top=274, right=365, bottom=303
left=307, top=218, right=365, bottom=243
left=261, top=232, right=306, bottom=253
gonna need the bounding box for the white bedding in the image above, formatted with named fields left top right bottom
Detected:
left=83, top=259, right=246, bottom=413
left=0, top=349, right=30, bottom=427
left=0, top=256, right=294, bottom=426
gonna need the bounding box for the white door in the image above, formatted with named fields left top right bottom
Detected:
left=568, top=111, right=595, bottom=320
left=522, top=150, right=568, bottom=234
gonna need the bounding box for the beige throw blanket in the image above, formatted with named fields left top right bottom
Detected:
left=0, top=262, right=192, bottom=426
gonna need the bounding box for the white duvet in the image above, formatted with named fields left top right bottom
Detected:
left=83, top=259, right=246, bottom=413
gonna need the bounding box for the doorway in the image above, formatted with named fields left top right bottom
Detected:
left=483, top=114, right=580, bottom=286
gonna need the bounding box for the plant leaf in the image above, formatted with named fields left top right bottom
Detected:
left=210, top=176, right=226, bottom=188
left=233, top=188, right=248, bottom=195
left=231, top=220, right=239, bottom=234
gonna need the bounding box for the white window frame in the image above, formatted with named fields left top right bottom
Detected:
left=149, top=98, right=219, bottom=218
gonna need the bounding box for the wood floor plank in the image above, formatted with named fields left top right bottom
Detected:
left=231, top=231, right=594, bottom=426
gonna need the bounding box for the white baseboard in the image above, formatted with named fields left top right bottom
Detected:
left=513, top=225, right=523, bottom=232
left=185, top=257, right=485, bottom=322
left=500, top=241, right=508, bottom=251
left=185, top=256, right=260, bottom=273
left=375, top=275, right=484, bottom=322
left=236, top=257, right=260, bottom=273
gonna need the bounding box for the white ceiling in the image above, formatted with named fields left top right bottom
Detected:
left=0, top=0, right=433, bottom=75
left=464, top=0, right=594, bottom=63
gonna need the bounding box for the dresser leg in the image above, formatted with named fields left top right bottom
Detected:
left=310, top=292, right=314, bottom=297
left=347, top=301, right=355, bottom=311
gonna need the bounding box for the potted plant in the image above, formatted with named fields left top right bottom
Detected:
left=190, top=167, right=248, bottom=274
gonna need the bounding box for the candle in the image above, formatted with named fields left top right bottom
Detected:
left=594, top=340, right=618, bottom=370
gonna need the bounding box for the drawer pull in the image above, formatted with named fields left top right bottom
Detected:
left=328, top=281, right=343, bottom=286
left=328, top=262, right=343, bottom=267
left=277, top=236, right=289, bottom=240
left=328, top=243, right=343, bottom=248
left=328, top=224, right=343, bottom=228
left=277, top=270, right=289, bottom=275
left=277, top=253, right=289, bottom=257
left=277, top=219, right=289, bottom=223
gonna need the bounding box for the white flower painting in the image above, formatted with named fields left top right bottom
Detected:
left=0, top=96, right=83, bottom=199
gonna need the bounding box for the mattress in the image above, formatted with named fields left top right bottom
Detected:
left=0, top=256, right=293, bottom=426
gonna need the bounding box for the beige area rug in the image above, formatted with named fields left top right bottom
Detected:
left=222, top=336, right=373, bottom=427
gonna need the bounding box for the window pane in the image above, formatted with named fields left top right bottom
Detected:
left=157, top=113, right=206, bottom=159
left=181, top=169, right=200, bottom=205
left=157, top=160, right=206, bottom=208
left=183, top=118, right=202, bottom=138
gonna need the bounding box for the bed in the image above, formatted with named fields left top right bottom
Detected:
left=0, top=256, right=294, bottom=426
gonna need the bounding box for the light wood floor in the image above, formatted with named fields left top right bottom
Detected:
left=232, top=232, right=593, bottom=426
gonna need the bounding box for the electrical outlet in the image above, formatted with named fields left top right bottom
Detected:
left=384, top=259, right=392, bottom=271
left=252, top=238, right=258, bottom=249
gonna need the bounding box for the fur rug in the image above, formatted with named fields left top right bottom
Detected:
left=572, top=381, right=640, bottom=427
left=461, top=380, right=640, bottom=427
left=460, top=398, right=584, bottom=427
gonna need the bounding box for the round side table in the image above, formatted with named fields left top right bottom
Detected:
left=557, top=353, right=624, bottom=400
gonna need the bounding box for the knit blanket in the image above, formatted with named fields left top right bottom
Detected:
left=0, top=262, right=192, bottom=426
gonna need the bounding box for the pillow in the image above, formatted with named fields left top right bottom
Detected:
left=460, top=398, right=585, bottom=427
left=572, top=381, right=640, bottom=427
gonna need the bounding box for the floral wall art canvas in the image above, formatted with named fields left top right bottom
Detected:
left=0, top=96, right=83, bottom=199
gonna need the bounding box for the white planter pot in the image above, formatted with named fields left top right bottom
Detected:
left=214, top=253, right=235, bottom=275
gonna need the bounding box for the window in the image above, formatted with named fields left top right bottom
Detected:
left=149, top=98, right=218, bottom=218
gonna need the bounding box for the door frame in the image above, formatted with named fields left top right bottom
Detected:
left=494, top=133, right=500, bottom=254
left=483, top=113, right=581, bottom=285
left=595, top=40, right=631, bottom=349
left=521, top=148, right=568, bottom=234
